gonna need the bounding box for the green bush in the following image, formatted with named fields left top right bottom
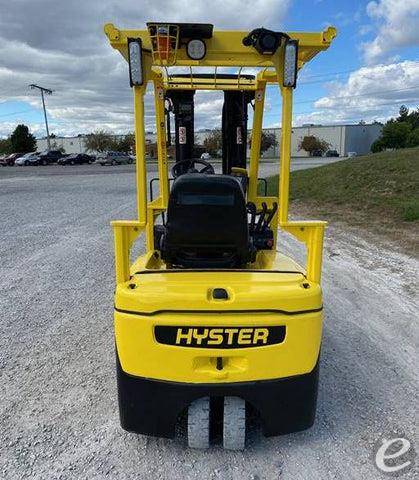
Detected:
left=370, top=106, right=419, bottom=152
left=407, top=128, right=419, bottom=148
left=402, top=199, right=419, bottom=222
left=380, top=121, right=412, bottom=149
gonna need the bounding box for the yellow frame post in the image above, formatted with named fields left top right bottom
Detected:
left=279, top=86, right=293, bottom=224
left=133, top=86, right=148, bottom=223
left=153, top=75, right=169, bottom=207
left=248, top=78, right=266, bottom=203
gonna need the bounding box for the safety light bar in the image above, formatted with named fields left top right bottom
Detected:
left=127, top=38, right=143, bottom=86
left=283, top=39, right=298, bottom=88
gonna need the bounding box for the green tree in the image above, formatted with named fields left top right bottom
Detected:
left=298, top=135, right=329, bottom=155
left=0, top=138, right=12, bottom=155
left=249, top=131, right=278, bottom=155
left=396, top=105, right=419, bottom=128
left=371, top=138, right=385, bottom=153
left=397, top=105, right=409, bottom=123
left=50, top=140, right=65, bottom=153
left=114, top=133, right=135, bottom=153
left=380, top=121, right=412, bottom=149
left=407, top=128, right=419, bottom=147
left=203, top=129, right=222, bottom=156
left=371, top=106, right=419, bottom=152
left=10, top=124, right=36, bottom=153
left=84, top=130, right=115, bottom=153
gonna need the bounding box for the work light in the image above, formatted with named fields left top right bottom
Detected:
left=128, top=38, right=143, bottom=86
left=186, top=39, right=206, bottom=60
left=283, top=39, right=298, bottom=88
left=242, top=28, right=282, bottom=55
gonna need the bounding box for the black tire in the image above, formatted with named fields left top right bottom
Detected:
left=223, top=397, right=246, bottom=450
left=111, top=160, right=117, bottom=166
left=41, top=159, right=47, bottom=166
left=25, top=160, right=29, bottom=166
left=70, top=160, right=75, bottom=165
left=188, top=397, right=210, bottom=449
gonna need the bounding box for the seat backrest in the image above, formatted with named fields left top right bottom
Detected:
left=161, top=174, right=251, bottom=268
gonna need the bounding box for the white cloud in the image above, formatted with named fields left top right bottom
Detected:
left=362, top=0, right=419, bottom=64
left=0, top=0, right=290, bottom=137
left=289, top=60, right=419, bottom=126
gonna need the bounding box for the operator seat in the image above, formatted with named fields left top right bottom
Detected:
left=160, top=174, right=255, bottom=268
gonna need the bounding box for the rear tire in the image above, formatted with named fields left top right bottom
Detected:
left=188, top=397, right=210, bottom=449
left=223, top=397, right=246, bottom=451
left=25, top=160, right=29, bottom=166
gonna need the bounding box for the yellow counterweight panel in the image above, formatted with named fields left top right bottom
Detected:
left=115, top=310, right=323, bottom=383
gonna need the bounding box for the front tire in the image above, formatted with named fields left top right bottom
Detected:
left=188, top=397, right=210, bottom=449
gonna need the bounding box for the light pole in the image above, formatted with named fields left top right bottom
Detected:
left=29, top=84, right=53, bottom=150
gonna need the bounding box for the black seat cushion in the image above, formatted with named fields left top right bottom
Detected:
left=161, top=174, right=253, bottom=268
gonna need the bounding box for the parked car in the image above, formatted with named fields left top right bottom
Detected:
left=312, top=149, right=323, bottom=157
left=37, top=149, right=64, bottom=165
left=0, top=153, right=25, bottom=166
left=57, top=153, right=95, bottom=165
left=325, top=149, right=339, bottom=157
left=347, top=151, right=357, bottom=158
left=15, top=152, right=40, bottom=166
left=96, top=151, right=133, bottom=166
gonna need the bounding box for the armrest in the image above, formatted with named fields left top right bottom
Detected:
left=281, top=221, right=327, bottom=283
left=111, top=220, right=145, bottom=284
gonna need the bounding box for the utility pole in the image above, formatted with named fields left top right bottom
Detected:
left=29, top=84, right=53, bottom=150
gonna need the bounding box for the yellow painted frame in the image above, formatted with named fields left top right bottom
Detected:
left=105, top=23, right=336, bottom=286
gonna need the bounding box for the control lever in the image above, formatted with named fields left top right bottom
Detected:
left=256, top=202, right=268, bottom=232
left=264, top=202, right=278, bottom=228
left=247, top=202, right=257, bottom=233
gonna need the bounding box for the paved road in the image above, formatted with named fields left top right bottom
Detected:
left=0, top=165, right=416, bottom=479
left=0, top=156, right=345, bottom=179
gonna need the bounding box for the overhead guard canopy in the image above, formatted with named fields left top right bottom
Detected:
left=104, top=23, right=337, bottom=71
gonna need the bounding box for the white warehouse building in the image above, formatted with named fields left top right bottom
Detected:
left=37, top=123, right=382, bottom=158
left=261, top=123, right=382, bottom=157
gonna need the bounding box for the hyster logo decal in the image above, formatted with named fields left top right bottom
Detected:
left=176, top=327, right=269, bottom=346
left=154, top=326, right=286, bottom=348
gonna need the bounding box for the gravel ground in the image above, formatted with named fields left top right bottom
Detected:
left=0, top=167, right=417, bottom=479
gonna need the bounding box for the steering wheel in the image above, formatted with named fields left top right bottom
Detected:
left=171, top=159, right=215, bottom=178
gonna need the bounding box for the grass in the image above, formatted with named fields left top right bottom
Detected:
left=265, top=147, right=419, bottom=222
left=264, top=148, right=419, bottom=255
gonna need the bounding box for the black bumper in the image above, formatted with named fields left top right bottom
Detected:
left=116, top=354, right=320, bottom=438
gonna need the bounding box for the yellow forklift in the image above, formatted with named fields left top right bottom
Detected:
left=105, top=22, right=336, bottom=449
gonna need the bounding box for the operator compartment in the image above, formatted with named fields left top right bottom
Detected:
left=160, top=173, right=255, bottom=268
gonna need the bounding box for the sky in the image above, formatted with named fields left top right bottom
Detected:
left=0, top=0, right=418, bottom=139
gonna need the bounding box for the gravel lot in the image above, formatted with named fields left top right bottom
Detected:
left=0, top=165, right=417, bottom=479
